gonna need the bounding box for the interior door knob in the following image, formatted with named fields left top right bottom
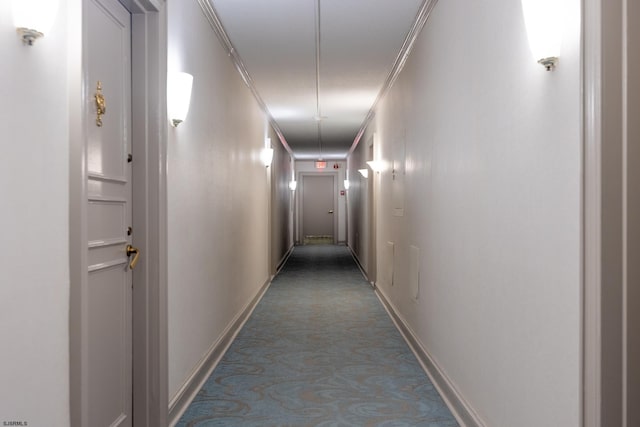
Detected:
left=328, top=209, right=334, bottom=214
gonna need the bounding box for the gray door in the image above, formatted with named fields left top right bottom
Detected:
left=302, top=175, right=335, bottom=243
left=85, top=0, right=134, bottom=425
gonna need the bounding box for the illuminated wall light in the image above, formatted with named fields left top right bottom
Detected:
left=13, top=0, right=59, bottom=45
left=521, top=0, right=564, bottom=70
left=358, top=169, right=368, bottom=178
left=290, top=161, right=297, bottom=190
left=366, top=160, right=384, bottom=172
left=262, top=137, right=273, bottom=167
left=343, top=180, right=350, bottom=190
left=260, top=138, right=274, bottom=167
left=168, top=72, right=194, bottom=127
left=261, top=147, right=274, bottom=167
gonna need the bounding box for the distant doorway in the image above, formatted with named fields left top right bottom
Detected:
left=301, top=175, right=336, bottom=244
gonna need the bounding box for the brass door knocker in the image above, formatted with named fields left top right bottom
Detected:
left=94, top=81, right=106, bottom=127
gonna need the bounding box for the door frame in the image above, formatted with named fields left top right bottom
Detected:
left=368, top=137, right=377, bottom=285
left=297, top=172, right=339, bottom=244
left=583, top=0, right=638, bottom=425
left=69, top=1, right=168, bottom=426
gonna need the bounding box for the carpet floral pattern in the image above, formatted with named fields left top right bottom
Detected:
left=176, top=245, right=459, bottom=426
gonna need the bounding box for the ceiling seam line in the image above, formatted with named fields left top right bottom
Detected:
left=315, top=0, right=323, bottom=159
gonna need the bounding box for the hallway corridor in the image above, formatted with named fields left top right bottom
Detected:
left=176, top=245, right=458, bottom=426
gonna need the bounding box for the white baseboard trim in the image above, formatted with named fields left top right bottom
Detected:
left=275, top=244, right=294, bottom=274
left=375, top=287, right=486, bottom=427
left=347, top=245, right=374, bottom=287
left=167, top=278, right=272, bottom=426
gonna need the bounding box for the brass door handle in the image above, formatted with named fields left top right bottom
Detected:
left=126, top=244, right=140, bottom=270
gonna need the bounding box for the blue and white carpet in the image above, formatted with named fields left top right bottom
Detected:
left=176, top=245, right=459, bottom=426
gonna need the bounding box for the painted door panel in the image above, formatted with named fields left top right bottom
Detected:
left=302, top=175, right=335, bottom=242
left=86, top=0, right=132, bottom=425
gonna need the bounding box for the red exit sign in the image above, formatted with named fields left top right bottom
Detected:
left=315, top=160, right=327, bottom=169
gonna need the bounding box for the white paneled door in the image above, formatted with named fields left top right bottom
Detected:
left=86, top=0, right=133, bottom=425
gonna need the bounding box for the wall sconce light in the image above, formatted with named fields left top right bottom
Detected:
left=521, top=0, right=564, bottom=70
left=13, top=0, right=59, bottom=45
left=261, top=147, right=274, bottom=167
left=366, top=160, right=384, bottom=173
left=358, top=169, right=369, bottom=178
left=289, top=180, right=297, bottom=191
left=343, top=180, right=350, bottom=190
left=168, top=71, right=194, bottom=127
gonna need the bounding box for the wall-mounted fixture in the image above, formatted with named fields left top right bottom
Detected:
left=261, top=148, right=274, bottom=167
left=168, top=71, right=193, bottom=127
left=343, top=180, right=350, bottom=190
left=366, top=160, right=384, bottom=173
left=12, top=0, right=59, bottom=45
left=315, top=160, right=327, bottom=169
left=521, top=0, right=564, bottom=70
left=358, top=169, right=369, bottom=178
left=289, top=180, right=297, bottom=191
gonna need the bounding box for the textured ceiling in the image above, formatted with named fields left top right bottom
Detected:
left=210, top=0, right=424, bottom=159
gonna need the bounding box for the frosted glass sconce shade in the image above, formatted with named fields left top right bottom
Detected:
left=343, top=180, right=350, bottom=190
left=366, top=160, right=384, bottom=172
left=521, top=0, right=564, bottom=70
left=358, top=169, right=368, bottom=178
left=289, top=180, right=297, bottom=191
left=168, top=72, right=194, bottom=127
left=13, top=0, right=59, bottom=45
left=261, top=147, right=274, bottom=167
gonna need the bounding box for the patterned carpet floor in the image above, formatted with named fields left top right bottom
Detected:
left=176, top=245, right=459, bottom=426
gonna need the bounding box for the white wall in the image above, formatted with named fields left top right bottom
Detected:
left=352, top=0, right=582, bottom=425
left=166, top=1, right=276, bottom=400
left=0, top=1, right=73, bottom=426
